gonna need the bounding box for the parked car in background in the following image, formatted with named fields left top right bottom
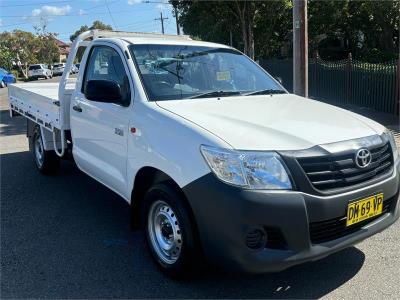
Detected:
left=53, top=63, right=66, bottom=76
left=71, top=64, right=79, bottom=74
left=28, top=64, right=52, bottom=80
left=0, top=68, right=17, bottom=88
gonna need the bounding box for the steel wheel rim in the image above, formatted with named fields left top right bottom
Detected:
left=148, top=200, right=182, bottom=265
left=34, top=135, right=44, bottom=168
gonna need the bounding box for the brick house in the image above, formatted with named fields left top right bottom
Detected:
left=54, top=39, right=70, bottom=63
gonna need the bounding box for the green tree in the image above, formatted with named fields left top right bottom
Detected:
left=0, top=30, right=61, bottom=78
left=176, top=1, right=262, bottom=59
left=254, top=0, right=292, bottom=58
left=175, top=0, right=291, bottom=59
left=0, top=45, right=14, bottom=71
left=176, top=0, right=399, bottom=62
left=36, top=35, right=60, bottom=65
left=0, top=30, right=39, bottom=78
left=70, top=21, right=113, bottom=42
left=352, top=0, right=399, bottom=60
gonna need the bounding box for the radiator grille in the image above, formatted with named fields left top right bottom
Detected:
left=298, top=143, right=393, bottom=191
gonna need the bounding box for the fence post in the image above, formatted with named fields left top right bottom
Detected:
left=313, top=50, right=319, bottom=96
left=346, top=52, right=352, bottom=104
left=396, top=57, right=400, bottom=115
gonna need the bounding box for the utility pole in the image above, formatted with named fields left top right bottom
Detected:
left=172, top=2, right=180, bottom=35
left=293, top=0, right=308, bottom=97
left=155, top=12, right=168, bottom=34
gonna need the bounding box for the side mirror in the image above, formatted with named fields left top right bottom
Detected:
left=84, top=80, right=122, bottom=104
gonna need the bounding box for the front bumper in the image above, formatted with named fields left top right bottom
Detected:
left=183, top=159, right=400, bottom=273
left=28, top=74, right=46, bottom=78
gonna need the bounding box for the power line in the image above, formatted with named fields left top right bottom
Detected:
left=0, top=0, right=121, bottom=18
left=0, top=9, right=143, bottom=19
left=104, top=0, right=118, bottom=30
left=120, top=19, right=155, bottom=28
left=0, top=3, right=155, bottom=18
left=142, top=1, right=171, bottom=4
left=141, top=0, right=178, bottom=35
left=154, top=12, right=168, bottom=34
left=0, top=21, right=34, bottom=28
left=0, top=0, right=72, bottom=8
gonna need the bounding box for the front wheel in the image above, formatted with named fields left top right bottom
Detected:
left=144, top=183, right=201, bottom=278
left=31, top=128, right=60, bottom=174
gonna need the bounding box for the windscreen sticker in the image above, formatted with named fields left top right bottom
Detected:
left=216, top=71, right=231, bottom=81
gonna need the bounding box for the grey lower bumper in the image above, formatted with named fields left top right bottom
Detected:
left=183, top=160, right=400, bottom=273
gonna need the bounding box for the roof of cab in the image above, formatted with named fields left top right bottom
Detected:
left=121, top=36, right=230, bottom=49
left=91, top=31, right=230, bottom=49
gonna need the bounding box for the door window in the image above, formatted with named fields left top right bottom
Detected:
left=83, top=46, right=131, bottom=105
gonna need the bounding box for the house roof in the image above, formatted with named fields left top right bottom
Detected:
left=54, top=38, right=70, bottom=48
left=52, top=38, right=70, bottom=55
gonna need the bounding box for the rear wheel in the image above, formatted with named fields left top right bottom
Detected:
left=31, top=128, right=60, bottom=174
left=144, top=183, right=201, bottom=278
left=0, top=81, right=5, bottom=88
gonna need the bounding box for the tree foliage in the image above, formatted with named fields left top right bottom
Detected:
left=0, top=30, right=60, bottom=78
left=175, top=1, right=266, bottom=59
left=70, top=20, right=113, bottom=42
left=0, top=44, right=14, bottom=71
left=175, top=0, right=399, bottom=62
left=36, top=35, right=60, bottom=65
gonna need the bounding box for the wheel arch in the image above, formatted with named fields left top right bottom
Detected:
left=130, top=166, right=200, bottom=239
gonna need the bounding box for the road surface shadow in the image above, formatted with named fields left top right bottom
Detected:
left=1, top=151, right=365, bottom=299
left=0, top=110, right=26, bottom=136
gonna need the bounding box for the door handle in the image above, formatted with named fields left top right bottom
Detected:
left=72, top=105, right=82, bottom=112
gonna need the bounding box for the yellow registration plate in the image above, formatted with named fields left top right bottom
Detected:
left=346, top=193, right=384, bottom=227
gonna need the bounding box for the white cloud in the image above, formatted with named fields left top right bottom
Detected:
left=127, top=0, right=142, bottom=5
left=0, top=19, right=2, bottom=26
left=32, top=5, right=72, bottom=17
left=78, top=9, right=85, bottom=16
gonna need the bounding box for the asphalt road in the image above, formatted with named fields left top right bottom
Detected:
left=1, top=77, right=399, bottom=299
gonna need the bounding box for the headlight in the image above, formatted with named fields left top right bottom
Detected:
left=200, top=145, right=292, bottom=190
left=385, top=129, right=399, bottom=160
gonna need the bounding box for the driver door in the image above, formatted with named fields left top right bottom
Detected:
left=70, top=44, right=132, bottom=196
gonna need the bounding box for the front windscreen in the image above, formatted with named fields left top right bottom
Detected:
left=129, top=44, right=285, bottom=101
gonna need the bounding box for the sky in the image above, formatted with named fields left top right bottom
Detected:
left=0, top=0, right=178, bottom=42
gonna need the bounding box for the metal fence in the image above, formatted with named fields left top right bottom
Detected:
left=259, top=56, right=400, bottom=115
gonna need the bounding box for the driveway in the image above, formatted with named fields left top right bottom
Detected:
left=1, top=78, right=399, bottom=299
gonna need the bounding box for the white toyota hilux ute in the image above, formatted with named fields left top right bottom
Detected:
left=8, top=30, right=400, bottom=277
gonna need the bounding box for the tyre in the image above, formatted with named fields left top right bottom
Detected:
left=144, top=183, right=201, bottom=278
left=31, top=128, right=60, bottom=174
left=0, top=81, right=5, bottom=88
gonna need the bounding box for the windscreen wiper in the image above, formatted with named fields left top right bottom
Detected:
left=243, top=89, right=287, bottom=96
left=189, top=90, right=242, bottom=99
